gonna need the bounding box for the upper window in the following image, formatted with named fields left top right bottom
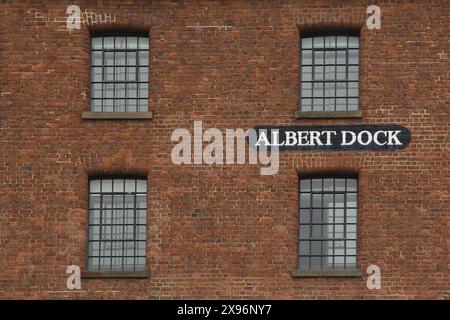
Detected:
left=90, top=34, right=149, bottom=112
left=88, top=177, right=147, bottom=271
left=300, top=33, right=359, bottom=112
left=298, top=177, right=358, bottom=270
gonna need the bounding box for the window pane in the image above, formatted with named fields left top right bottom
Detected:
left=301, top=50, right=312, bottom=65
left=314, top=51, right=324, bottom=64
left=92, top=51, right=102, bottom=66
left=313, top=36, right=324, bottom=48
left=127, top=37, right=138, bottom=49
left=138, top=37, right=149, bottom=49
left=139, top=51, right=149, bottom=65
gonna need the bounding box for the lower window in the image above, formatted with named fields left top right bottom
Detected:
left=88, top=177, right=147, bottom=271
left=298, top=177, right=358, bottom=269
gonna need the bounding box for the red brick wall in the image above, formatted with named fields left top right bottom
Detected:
left=0, top=0, right=448, bottom=299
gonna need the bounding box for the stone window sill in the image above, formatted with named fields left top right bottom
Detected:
left=294, top=110, right=362, bottom=119
left=82, top=111, right=153, bottom=120
left=81, top=270, right=150, bottom=278
left=291, top=268, right=362, bottom=278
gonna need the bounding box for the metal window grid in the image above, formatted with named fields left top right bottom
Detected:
left=300, top=33, right=360, bottom=112
left=88, top=177, right=147, bottom=271
left=298, top=177, right=358, bottom=270
left=90, top=34, right=149, bottom=112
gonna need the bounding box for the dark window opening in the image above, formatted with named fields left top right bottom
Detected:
left=300, top=33, right=359, bottom=112
left=88, top=177, right=147, bottom=271
left=298, top=177, right=358, bottom=270
left=90, top=35, right=149, bottom=112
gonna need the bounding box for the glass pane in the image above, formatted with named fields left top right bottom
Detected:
left=91, top=67, right=102, bottom=82
left=349, top=49, right=359, bottom=64
left=126, top=83, right=137, bottom=98
left=113, top=179, right=124, bottom=193
left=325, top=51, right=335, bottom=65
left=136, top=195, right=146, bottom=209
left=301, top=82, right=312, bottom=98
left=312, top=209, right=322, bottom=223
left=92, top=37, right=102, bottom=49
left=92, top=83, right=102, bottom=98
left=115, top=37, right=126, bottom=49
left=348, top=98, right=358, bottom=111
left=299, top=225, right=310, bottom=239
left=125, top=179, right=136, bottom=192
left=347, top=179, right=357, bottom=191
left=104, top=52, right=114, bottom=65
left=115, top=83, right=125, bottom=98
left=102, top=179, right=113, bottom=192
left=348, top=36, right=359, bottom=48
left=138, top=99, right=148, bottom=111
left=336, top=50, right=346, bottom=64
left=103, top=67, right=113, bottom=81
left=314, top=51, right=324, bottom=64
left=138, top=37, right=149, bottom=49
left=127, top=67, right=137, bottom=81
left=324, top=82, right=334, bottom=97
left=91, top=99, right=102, bottom=111
left=301, top=98, right=312, bottom=111
left=312, top=179, right=322, bottom=191
left=115, top=67, right=126, bottom=81
left=336, top=82, right=347, bottom=97
left=312, top=194, right=322, bottom=208
left=89, top=194, right=100, bottom=209
left=301, top=50, right=312, bottom=65
left=336, top=98, right=346, bottom=111
left=104, top=36, right=114, bottom=49
left=127, top=52, right=137, bottom=65
left=138, top=83, right=148, bottom=99
left=127, top=37, right=138, bottom=49
left=138, top=67, right=148, bottom=82
left=348, top=66, right=358, bottom=81
left=347, top=208, right=357, bottom=223
left=324, top=36, right=335, bottom=48
left=92, top=51, right=102, bottom=66
left=335, top=194, right=344, bottom=208
left=301, top=66, right=312, bottom=81
left=324, top=66, right=335, bottom=80
left=299, top=193, right=310, bottom=208
left=300, top=179, right=310, bottom=192
left=115, top=51, right=126, bottom=65
left=302, top=37, right=312, bottom=49
left=348, top=82, right=358, bottom=97
left=127, top=99, right=137, bottom=112
left=336, top=36, right=347, bottom=48
left=313, top=36, right=324, bottom=48
left=138, top=51, right=149, bottom=65
left=323, top=194, right=333, bottom=207
left=313, top=82, right=323, bottom=97
left=104, top=99, right=114, bottom=112
left=314, top=66, right=324, bottom=80
left=104, top=83, right=114, bottom=98
left=137, top=180, right=147, bottom=192
left=336, top=66, right=346, bottom=80
left=300, top=209, right=310, bottom=224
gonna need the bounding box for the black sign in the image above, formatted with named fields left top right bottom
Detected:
left=251, top=124, right=411, bottom=151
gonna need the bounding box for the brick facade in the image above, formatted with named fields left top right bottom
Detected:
left=0, top=0, right=448, bottom=299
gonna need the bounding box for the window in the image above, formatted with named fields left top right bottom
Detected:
left=88, top=177, right=147, bottom=271
left=90, top=34, right=149, bottom=112
left=300, top=33, right=359, bottom=112
left=298, top=177, right=358, bottom=270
